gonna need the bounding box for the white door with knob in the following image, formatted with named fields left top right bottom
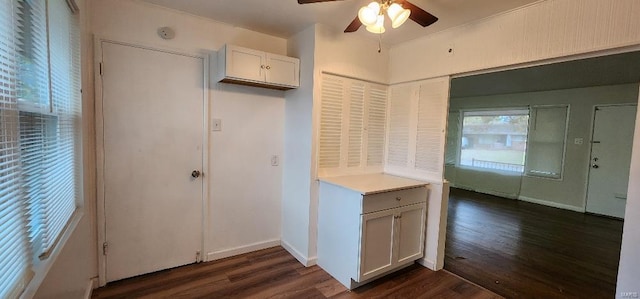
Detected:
left=99, top=41, right=206, bottom=282
left=586, top=105, right=637, bottom=219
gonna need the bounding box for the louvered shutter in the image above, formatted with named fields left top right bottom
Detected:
left=347, top=82, right=364, bottom=167
left=415, top=79, right=449, bottom=173
left=366, top=85, right=387, bottom=166
left=319, top=75, right=343, bottom=169
left=387, top=86, right=411, bottom=167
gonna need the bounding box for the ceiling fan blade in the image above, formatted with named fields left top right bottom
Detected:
left=344, top=16, right=362, bottom=33
left=398, top=0, right=438, bottom=27
left=298, top=0, right=343, bottom=3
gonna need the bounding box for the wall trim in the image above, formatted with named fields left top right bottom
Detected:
left=416, top=258, right=436, bottom=270
left=206, top=239, right=280, bottom=261
left=518, top=196, right=585, bottom=213
left=280, top=240, right=317, bottom=267
left=83, top=278, right=97, bottom=299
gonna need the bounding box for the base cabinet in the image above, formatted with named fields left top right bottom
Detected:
left=318, top=176, right=428, bottom=290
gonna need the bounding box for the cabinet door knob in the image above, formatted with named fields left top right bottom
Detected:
left=260, top=65, right=265, bottom=69
left=395, top=197, right=401, bottom=201
left=191, top=170, right=201, bottom=178
left=266, top=65, right=271, bottom=70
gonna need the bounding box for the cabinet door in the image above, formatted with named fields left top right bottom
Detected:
left=396, top=203, right=426, bottom=264
left=358, top=209, right=395, bottom=282
left=226, top=45, right=265, bottom=82
left=265, top=54, right=299, bottom=87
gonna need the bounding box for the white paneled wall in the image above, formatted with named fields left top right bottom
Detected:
left=317, top=73, right=388, bottom=177
left=385, top=77, right=450, bottom=182
left=391, top=0, right=640, bottom=84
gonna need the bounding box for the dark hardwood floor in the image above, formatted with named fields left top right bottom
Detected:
left=93, top=246, right=500, bottom=298
left=444, top=188, right=624, bottom=299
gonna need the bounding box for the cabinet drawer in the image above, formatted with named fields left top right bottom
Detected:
left=362, top=187, right=427, bottom=214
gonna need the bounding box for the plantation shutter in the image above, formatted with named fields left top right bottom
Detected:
left=415, top=81, right=448, bottom=172
left=347, top=82, right=364, bottom=167
left=0, top=0, right=34, bottom=297
left=366, top=85, right=387, bottom=166
left=319, top=75, right=344, bottom=169
left=387, top=86, right=411, bottom=167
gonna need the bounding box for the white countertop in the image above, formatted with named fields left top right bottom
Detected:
left=319, top=173, right=428, bottom=195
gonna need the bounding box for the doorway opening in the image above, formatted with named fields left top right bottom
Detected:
left=443, top=50, right=640, bottom=298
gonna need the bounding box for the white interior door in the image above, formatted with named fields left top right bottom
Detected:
left=100, top=41, right=205, bottom=282
left=586, top=105, right=637, bottom=219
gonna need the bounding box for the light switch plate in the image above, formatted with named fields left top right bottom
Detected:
left=212, top=119, right=222, bottom=131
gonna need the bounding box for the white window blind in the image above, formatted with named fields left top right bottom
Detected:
left=1, top=1, right=34, bottom=297
left=1, top=0, right=81, bottom=297
left=525, top=105, right=568, bottom=179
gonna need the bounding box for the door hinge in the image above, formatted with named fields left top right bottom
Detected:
left=99, top=62, right=103, bottom=76
left=103, top=242, right=108, bottom=255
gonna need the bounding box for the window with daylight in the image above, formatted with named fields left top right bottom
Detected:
left=0, top=0, right=81, bottom=297
left=459, top=109, right=529, bottom=173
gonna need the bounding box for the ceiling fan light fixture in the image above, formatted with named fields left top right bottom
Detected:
left=358, top=1, right=381, bottom=27
left=387, top=3, right=410, bottom=28
left=366, top=14, right=386, bottom=34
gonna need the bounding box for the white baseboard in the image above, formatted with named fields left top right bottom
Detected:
left=417, top=258, right=436, bottom=271
left=280, top=240, right=317, bottom=266
left=83, top=278, right=97, bottom=299
left=518, top=196, right=585, bottom=212
left=206, top=239, right=281, bottom=261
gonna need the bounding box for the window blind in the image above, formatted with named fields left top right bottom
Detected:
left=525, top=106, right=568, bottom=179
left=0, top=0, right=34, bottom=297
left=1, top=0, right=81, bottom=296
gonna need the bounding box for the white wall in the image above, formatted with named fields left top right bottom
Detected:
left=282, top=23, right=390, bottom=265
left=391, top=0, right=640, bottom=84
left=447, top=84, right=639, bottom=210
left=389, top=0, right=640, bottom=295
left=616, top=86, right=640, bottom=299
left=282, top=25, right=315, bottom=265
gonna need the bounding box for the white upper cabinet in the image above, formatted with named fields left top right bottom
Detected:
left=216, top=44, right=300, bottom=90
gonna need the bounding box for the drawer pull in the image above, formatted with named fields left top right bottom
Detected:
left=395, top=197, right=402, bottom=201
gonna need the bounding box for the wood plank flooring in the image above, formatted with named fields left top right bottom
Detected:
left=93, top=246, right=500, bottom=298
left=444, top=188, right=624, bottom=299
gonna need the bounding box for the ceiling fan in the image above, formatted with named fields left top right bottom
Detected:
left=297, top=0, right=438, bottom=33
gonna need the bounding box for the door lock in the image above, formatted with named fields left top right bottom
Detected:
left=191, top=170, right=201, bottom=178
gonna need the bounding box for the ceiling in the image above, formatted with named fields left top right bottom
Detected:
left=450, top=51, right=640, bottom=98
left=141, top=0, right=540, bottom=45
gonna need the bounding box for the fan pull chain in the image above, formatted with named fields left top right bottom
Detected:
left=378, top=34, right=382, bottom=53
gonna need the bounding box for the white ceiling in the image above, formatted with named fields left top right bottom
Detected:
left=141, top=0, right=540, bottom=45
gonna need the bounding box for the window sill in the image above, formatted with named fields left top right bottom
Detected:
left=20, top=208, right=85, bottom=299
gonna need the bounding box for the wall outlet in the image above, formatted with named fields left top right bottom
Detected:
left=271, top=155, right=279, bottom=166
left=212, top=119, right=222, bottom=131
left=574, top=138, right=584, bottom=145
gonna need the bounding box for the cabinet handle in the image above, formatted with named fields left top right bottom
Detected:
left=266, top=65, right=271, bottom=70
left=395, top=197, right=401, bottom=201
left=261, top=65, right=265, bottom=69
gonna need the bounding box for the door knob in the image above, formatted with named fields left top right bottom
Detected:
left=591, top=164, right=599, bottom=169
left=191, top=170, right=201, bottom=178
